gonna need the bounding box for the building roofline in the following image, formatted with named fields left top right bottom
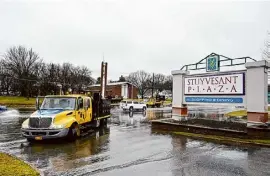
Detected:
left=44, top=94, right=87, bottom=98
left=88, top=81, right=137, bottom=88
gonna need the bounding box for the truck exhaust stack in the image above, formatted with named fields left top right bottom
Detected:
left=100, top=61, right=108, bottom=99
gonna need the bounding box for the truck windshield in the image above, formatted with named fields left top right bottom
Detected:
left=40, top=97, right=76, bottom=110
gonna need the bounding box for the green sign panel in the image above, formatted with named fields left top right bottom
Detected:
left=206, top=55, right=219, bottom=72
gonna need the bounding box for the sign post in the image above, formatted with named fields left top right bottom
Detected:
left=246, top=60, right=269, bottom=126
left=171, top=70, right=189, bottom=120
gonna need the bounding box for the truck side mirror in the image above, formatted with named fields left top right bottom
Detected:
left=36, top=97, right=40, bottom=110
left=79, top=101, right=83, bottom=109
left=77, top=98, right=83, bottom=110
left=86, top=99, right=90, bottom=109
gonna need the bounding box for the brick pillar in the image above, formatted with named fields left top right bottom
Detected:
left=246, top=60, right=269, bottom=127
left=171, top=70, right=189, bottom=120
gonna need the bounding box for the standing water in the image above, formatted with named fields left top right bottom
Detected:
left=0, top=107, right=269, bottom=176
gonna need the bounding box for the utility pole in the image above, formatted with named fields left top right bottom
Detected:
left=131, top=84, right=133, bottom=99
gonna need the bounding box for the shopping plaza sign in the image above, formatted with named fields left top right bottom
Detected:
left=181, top=54, right=247, bottom=105
left=184, top=72, right=245, bottom=95
left=183, top=72, right=246, bottom=105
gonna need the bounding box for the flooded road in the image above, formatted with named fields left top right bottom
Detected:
left=0, top=107, right=270, bottom=176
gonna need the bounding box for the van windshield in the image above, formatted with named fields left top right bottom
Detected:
left=40, top=97, right=76, bottom=110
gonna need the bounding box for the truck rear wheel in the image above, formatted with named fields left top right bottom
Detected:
left=96, top=119, right=100, bottom=127
left=93, top=119, right=100, bottom=128
left=101, top=118, right=107, bottom=126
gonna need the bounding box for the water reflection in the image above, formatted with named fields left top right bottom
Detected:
left=21, top=127, right=110, bottom=174
left=187, top=105, right=246, bottom=121
left=110, top=108, right=172, bottom=126
left=128, top=110, right=146, bottom=118
left=169, top=134, right=270, bottom=176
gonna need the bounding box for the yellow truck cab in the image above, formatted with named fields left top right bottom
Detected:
left=21, top=93, right=111, bottom=142
left=146, top=95, right=165, bottom=108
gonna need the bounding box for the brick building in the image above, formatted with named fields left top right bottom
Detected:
left=87, top=82, right=138, bottom=99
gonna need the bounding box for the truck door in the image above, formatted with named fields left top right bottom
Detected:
left=77, top=97, right=86, bottom=124
left=84, top=97, right=92, bottom=122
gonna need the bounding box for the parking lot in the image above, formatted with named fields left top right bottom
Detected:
left=0, top=108, right=269, bottom=176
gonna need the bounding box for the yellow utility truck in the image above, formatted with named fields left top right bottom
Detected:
left=146, top=95, right=166, bottom=108
left=21, top=61, right=111, bottom=142
left=21, top=93, right=111, bottom=142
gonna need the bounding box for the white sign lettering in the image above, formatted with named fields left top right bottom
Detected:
left=184, top=73, right=245, bottom=95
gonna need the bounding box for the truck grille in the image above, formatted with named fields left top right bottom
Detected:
left=29, top=117, right=52, bottom=128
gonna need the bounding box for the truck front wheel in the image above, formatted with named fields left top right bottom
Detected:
left=27, top=138, right=35, bottom=143
left=68, top=123, right=80, bottom=141
left=142, top=106, right=146, bottom=111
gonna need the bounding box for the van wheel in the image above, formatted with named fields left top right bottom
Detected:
left=129, top=106, right=133, bottom=112
left=142, top=106, right=146, bottom=111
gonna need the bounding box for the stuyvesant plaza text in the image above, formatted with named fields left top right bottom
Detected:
left=184, top=73, right=244, bottom=95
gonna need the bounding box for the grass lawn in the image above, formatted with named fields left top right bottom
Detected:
left=226, top=107, right=270, bottom=118
left=0, top=152, right=40, bottom=176
left=0, top=96, right=38, bottom=106
left=225, top=110, right=247, bottom=117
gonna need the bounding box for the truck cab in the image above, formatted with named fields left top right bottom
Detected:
left=21, top=94, right=111, bottom=142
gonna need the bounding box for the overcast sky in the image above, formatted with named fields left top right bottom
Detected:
left=1, top=0, right=270, bottom=80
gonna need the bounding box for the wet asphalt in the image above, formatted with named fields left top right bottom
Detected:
left=0, top=107, right=270, bottom=176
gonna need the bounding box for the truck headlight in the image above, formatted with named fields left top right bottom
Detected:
left=50, top=124, right=65, bottom=129
left=21, top=119, right=29, bottom=129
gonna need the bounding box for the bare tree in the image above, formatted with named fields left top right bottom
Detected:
left=96, top=77, right=101, bottom=84
left=1, top=45, right=42, bottom=97
left=163, top=75, right=173, bottom=91
left=153, top=73, right=166, bottom=93
left=127, top=70, right=151, bottom=99
left=262, top=31, right=270, bottom=61
left=0, top=60, right=13, bottom=95
left=73, top=66, right=93, bottom=93
left=118, top=75, right=126, bottom=82
left=1, top=45, right=96, bottom=97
